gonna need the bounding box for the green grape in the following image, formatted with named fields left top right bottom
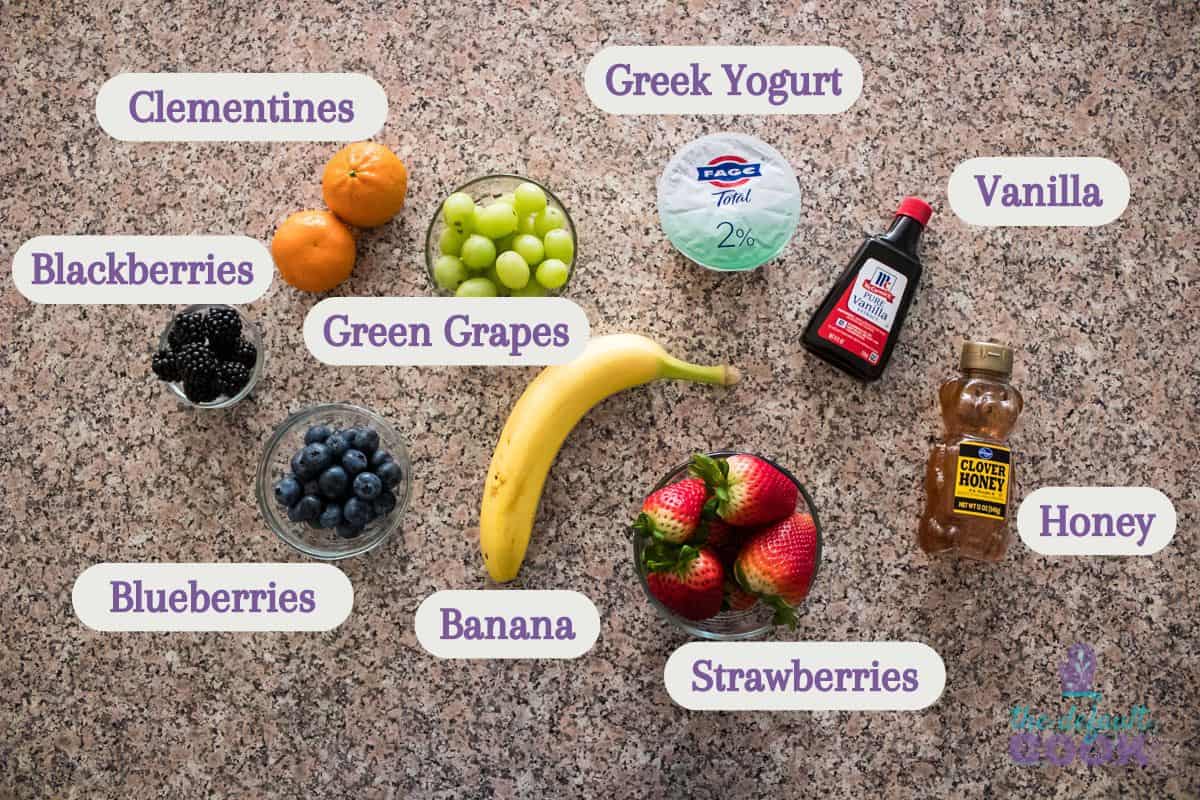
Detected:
left=512, top=234, right=545, bottom=266
left=494, top=233, right=516, bottom=253
left=533, top=206, right=565, bottom=236
left=535, top=258, right=570, bottom=290
left=460, top=234, right=497, bottom=270
left=514, top=182, right=548, bottom=215
left=498, top=192, right=516, bottom=207
left=511, top=280, right=548, bottom=297
left=483, top=267, right=511, bottom=296
left=475, top=202, right=519, bottom=239
left=542, top=228, right=574, bottom=262
left=433, top=255, right=467, bottom=291
left=495, top=251, right=530, bottom=290
left=517, top=212, right=538, bottom=235
left=439, top=226, right=466, bottom=255
left=443, top=192, right=476, bottom=232
left=456, top=276, right=498, bottom=298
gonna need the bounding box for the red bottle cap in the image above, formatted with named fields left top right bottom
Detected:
left=895, top=196, right=933, bottom=226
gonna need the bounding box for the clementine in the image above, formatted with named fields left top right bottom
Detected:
left=271, top=210, right=356, bottom=293
left=322, top=142, right=408, bottom=227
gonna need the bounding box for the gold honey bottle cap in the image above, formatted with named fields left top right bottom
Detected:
left=961, top=341, right=1013, bottom=375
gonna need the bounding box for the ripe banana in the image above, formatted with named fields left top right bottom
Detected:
left=480, top=333, right=739, bottom=582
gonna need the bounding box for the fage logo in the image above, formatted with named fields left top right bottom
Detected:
left=696, top=155, right=762, bottom=188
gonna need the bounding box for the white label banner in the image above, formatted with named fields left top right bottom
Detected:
left=304, top=297, right=590, bottom=366
left=13, top=235, right=274, bottom=304
left=948, top=157, right=1129, bottom=226
left=73, top=563, right=353, bottom=632
left=96, top=72, right=387, bottom=141
left=415, top=590, right=600, bottom=659
left=664, top=641, right=946, bottom=711
left=1017, top=487, right=1176, bottom=555
left=585, top=46, right=863, bottom=115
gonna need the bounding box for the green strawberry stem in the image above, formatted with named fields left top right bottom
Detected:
left=632, top=512, right=659, bottom=539
left=659, top=356, right=741, bottom=386
left=642, top=542, right=698, bottom=574
left=689, top=454, right=731, bottom=509
left=762, top=594, right=799, bottom=629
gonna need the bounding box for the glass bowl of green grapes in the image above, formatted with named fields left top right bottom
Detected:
left=424, top=174, right=577, bottom=297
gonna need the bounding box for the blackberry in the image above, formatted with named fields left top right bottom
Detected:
left=183, top=374, right=220, bottom=403
left=176, top=341, right=217, bottom=381
left=231, top=337, right=257, bottom=368
left=217, top=361, right=251, bottom=395
left=168, top=310, right=207, bottom=349
left=151, top=348, right=180, bottom=382
left=205, top=307, right=242, bottom=346
left=209, top=336, right=237, bottom=359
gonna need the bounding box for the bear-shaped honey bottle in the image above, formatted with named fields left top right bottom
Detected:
left=918, top=341, right=1024, bottom=561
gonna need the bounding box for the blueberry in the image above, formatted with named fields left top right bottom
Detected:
left=291, top=451, right=317, bottom=480
left=299, top=443, right=332, bottom=473
left=336, top=522, right=364, bottom=539
left=353, top=471, right=383, bottom=500
left=376, top=460, right=403, bottom=488
left=325, top=433, right=351, bottom=459
left=344, top=496, right=372, bottom=527
left=273, top=476, right=302, bottom=507
left=351, top=428, right=380, bottom=455
left=318, top=465, right=350, bottom=498
left=304, top=425, right=332, bottom=444
left=303, top=480, right=321, bottom=497
left=342, top=449, right=368, bottom=475
left=318, top=502, right=343, bottom=529
left=370, top=449, right=393, bottom=468
left=341, top=427, right=361, bottom=445
left=372, top=490, right=396, bottom=517
left=288, top=495, right=322, bottom=522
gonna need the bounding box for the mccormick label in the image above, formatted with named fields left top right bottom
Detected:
left=952, top=441, right=1012, bottom=520
left=815, top=258, right=907, bottom=364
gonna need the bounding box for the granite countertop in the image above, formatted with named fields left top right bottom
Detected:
left=2, top=1, right=1197, bottom=797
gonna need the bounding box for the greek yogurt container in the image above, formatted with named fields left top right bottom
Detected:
left=657, top=133, right=802, bottom=272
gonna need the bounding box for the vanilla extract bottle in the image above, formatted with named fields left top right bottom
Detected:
left=802, top=197, right=932, bottom=381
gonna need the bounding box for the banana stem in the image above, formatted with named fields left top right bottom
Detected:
left=659, top=355, right=741, bottom=386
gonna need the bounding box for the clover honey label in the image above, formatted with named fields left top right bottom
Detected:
left=953, top=441, right=1012, bottom=520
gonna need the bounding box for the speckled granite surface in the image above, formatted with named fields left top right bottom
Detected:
left=2, top=1, right=1198, bottom=797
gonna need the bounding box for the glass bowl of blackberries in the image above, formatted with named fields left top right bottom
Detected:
left=257, top=403, right=412, bottom=560
left=152, top=304, right=263, bottom=408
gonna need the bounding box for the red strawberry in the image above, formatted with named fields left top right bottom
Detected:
left=644, top=546, right=724, bottom=621
left=699, top=517, right=744, bottom=566
left=734, top=512, right=819, bottom=627
left=690, top=453, right=798, bottom=527
left=633, top=477, right=709, bottom=544
left=723, top=577, right=758, bottom=612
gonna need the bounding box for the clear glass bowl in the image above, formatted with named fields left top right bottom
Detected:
left=157, top=303, right=264, bottom=409
left=632, top=451, right=823, bottom=640
left=256, top=403, right=412, bottom=560
left=423, top=173, right=578, bottom=296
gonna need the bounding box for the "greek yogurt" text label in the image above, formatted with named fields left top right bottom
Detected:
left=585, top=46, right=862, bottom=115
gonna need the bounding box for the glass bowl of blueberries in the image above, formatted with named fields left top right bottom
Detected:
left=256, top=403, right=412, bottom=560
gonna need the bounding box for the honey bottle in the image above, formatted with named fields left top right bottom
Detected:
left=918, top=341, right=1024, bottom=561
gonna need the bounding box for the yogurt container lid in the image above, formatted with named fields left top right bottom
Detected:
left=657, top=133, right=801, bottom=272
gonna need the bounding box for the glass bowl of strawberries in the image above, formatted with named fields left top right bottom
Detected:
left=631, top=451, right=822, bottom=640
